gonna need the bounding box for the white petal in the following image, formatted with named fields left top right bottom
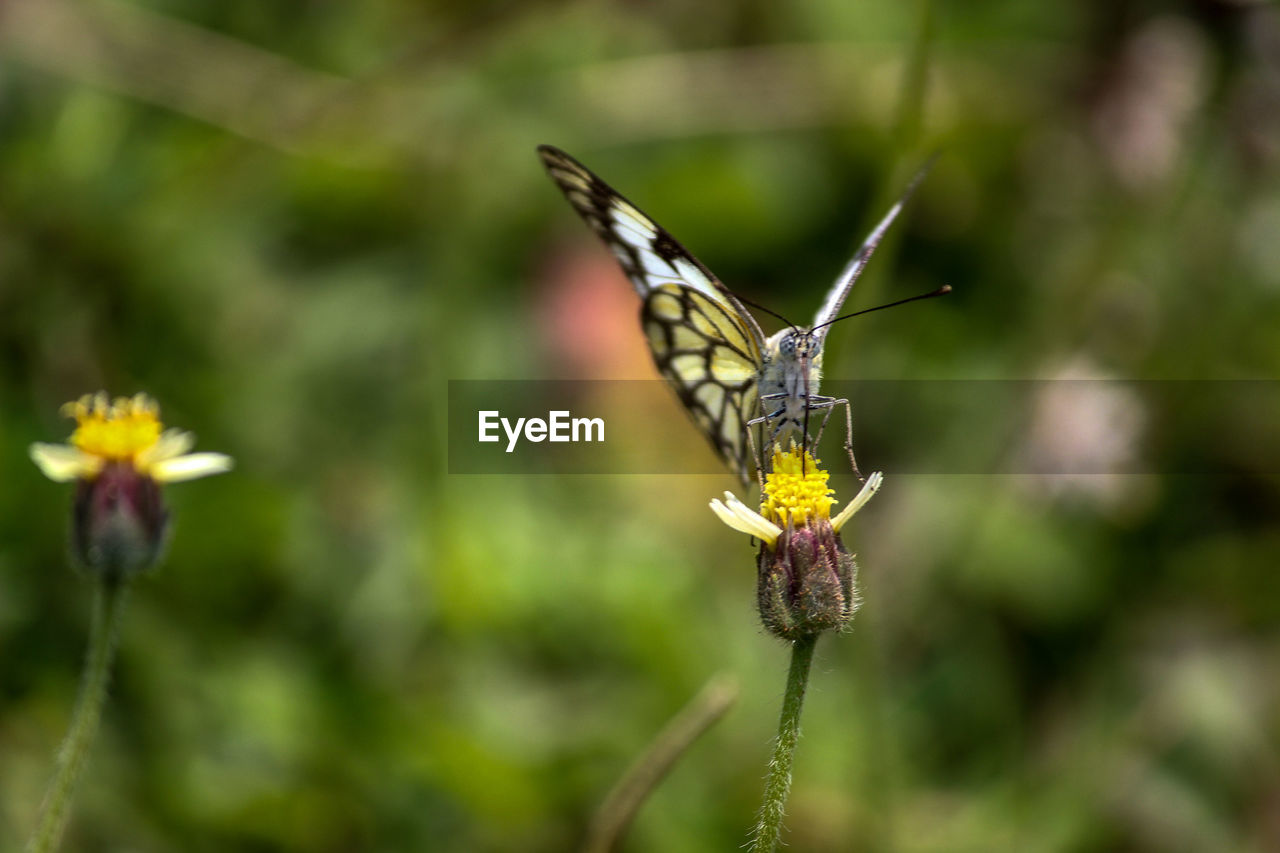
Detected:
left=149, top=452, right=234, bottom=483
left=710, top=497, right=742, bottom=529
left=710, top=491, right=781, bottom=546
left=29, top=443, right=100, bottom=482
left=832, top=471, right=883, bottom=533
left=138, top=429, right=195, bottom=466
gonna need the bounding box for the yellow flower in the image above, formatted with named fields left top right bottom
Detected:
left=711, top=444, right=882, bottom=546
left=30, top=393, right=233, bottom=578
left=710, top=442, right=882, bottom=640
left=30, top=393, right=233, bottom=484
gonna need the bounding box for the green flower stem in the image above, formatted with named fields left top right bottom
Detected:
left=26, top=579, right=129, bottom=853
left=751, top=633, right=818, bottom=853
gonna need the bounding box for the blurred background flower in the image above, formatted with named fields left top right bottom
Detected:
left=30, top=392, right=233, bottom=577
left=1, top=0, right=1278, bottom=850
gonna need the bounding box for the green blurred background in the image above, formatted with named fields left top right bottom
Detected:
left=2, top=0, right=1279, bottom=850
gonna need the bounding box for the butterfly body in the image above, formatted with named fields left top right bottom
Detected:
left=757, top=328, right=825, bottom=441
left=539, top=144, right=925, bottom=486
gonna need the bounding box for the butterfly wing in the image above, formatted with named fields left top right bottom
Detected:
left=811, top=156, right=936, bottom=334
left=642, top=284, right=762, bottom=485
left=538, top=145, right=764, bottom=485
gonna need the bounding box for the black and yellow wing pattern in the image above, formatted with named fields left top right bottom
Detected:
left=538, top=145, right=765, bottom=485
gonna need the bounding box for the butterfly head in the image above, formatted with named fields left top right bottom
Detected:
left=759, top=327, right=826, bottom=431
left=772, top=327, right=825, bottom=374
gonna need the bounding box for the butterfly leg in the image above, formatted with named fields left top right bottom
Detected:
left=748, top=396, right=789, bottom=444
left=747, top=394, right=788, bottom=428
left=766, top=415, right=794, bottom=452
left=804, top=395, right=861, bottom=479
left=804, top=395, right=838, bottom=445
left=837, top=397, right=861, bottom=480
left=747, top=397, right=788, bottom=481
left=745, top=418, right=766, bottom=493
left=747, top=399, right=783, bottom=425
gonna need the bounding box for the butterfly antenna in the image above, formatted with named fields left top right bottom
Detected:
left=814, top=153, right=941, bottom=328
left=732, top=293, right=796, bottom=329
left=812, top=285, right=952, bottom=333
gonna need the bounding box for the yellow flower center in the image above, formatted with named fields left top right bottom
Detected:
left=65, top=393, right=163, bottom=462
left=761, top=443, right=837, bottom=528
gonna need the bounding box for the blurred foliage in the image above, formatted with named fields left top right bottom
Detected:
left=2, top=0, right=1279, bottom=850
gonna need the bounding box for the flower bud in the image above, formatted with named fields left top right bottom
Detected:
left=756, top=518, right=858, bottom=641
left=710, top=443, right=882, bottom=641
left=71, top=461, right=170, bottom=580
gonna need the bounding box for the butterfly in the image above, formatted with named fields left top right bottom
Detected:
left=538, top=145, right=931, bottom=486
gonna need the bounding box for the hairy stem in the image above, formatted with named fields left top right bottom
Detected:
left=751, top=633, right=818, bottom=853
left=25, top=579, right=129, bottom=853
